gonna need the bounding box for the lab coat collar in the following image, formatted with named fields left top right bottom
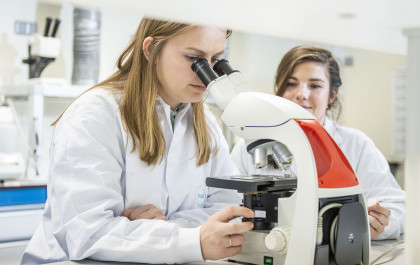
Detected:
left=155, top=96, right=191, bottom=126
left=323, top=117, right=343, bottom=145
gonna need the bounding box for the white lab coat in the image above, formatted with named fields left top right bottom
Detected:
left=230, top=117, right=405, bottom=240
left=22, top=88, right=241, bottom=264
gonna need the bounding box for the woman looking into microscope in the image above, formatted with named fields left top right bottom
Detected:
left=22, top=18, right=254, bottom=264
left=231, top=45, right=405, bottom=240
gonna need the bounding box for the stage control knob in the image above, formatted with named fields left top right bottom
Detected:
left=264, top=226, right=291, bottom=254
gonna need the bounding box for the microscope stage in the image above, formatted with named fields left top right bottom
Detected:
left=206, top=175, right=297, bottom=193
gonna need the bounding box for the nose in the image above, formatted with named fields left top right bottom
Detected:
left=201, top=57, right=218, bottom=68
left=295, top=84, right=309, bottom=101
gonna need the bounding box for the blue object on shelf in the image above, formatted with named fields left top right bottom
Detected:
left=0, top=185, right=47, bottom=206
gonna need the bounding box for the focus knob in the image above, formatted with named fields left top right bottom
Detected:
left=264, top=226, right=291, bottom=254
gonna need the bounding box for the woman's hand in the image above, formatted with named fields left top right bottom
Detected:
left=200, top=206, right=254, bottom=261
left=123, top=204, right=168, bottom=221
left=368, top=203, right=391, bottom=239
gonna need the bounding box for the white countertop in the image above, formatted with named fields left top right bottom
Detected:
left=45, top=238, right=405, bottom=265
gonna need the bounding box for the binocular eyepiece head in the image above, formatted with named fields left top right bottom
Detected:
left=191, top=58, right=238, bottom=87
left=213, top=59, right=237, bottom=76
left=191, top=58, right=218, bottom=87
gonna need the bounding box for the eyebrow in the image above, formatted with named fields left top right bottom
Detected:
left=289, top=77, right=325, bottom=82
left=185, top=47, right=225, bottom=57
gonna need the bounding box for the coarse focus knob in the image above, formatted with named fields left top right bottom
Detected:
left=264, top=226, right=291, bottom=254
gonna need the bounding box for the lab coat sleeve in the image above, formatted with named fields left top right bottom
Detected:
left=350, top=131, right=405, bottom=240
left=47, top=91, right=203, bottom=264
left=168, top=116, right=242, bottom=228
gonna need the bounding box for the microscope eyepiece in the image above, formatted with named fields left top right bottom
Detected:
left=213, top=59, right=238, bottom=76
left=191, top=58, right=218, bottom=87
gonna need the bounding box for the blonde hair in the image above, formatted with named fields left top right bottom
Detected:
left=53, top=18, right=228, bottom=166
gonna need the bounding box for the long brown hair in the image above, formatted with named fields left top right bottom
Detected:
left=53, top=18, right=226, bottom=166
left=274, top=45, right=342, bottom=120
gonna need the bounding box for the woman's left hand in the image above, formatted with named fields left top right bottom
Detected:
left=123, top=204, right=168, bottom=221
left=368, top=203, right=391, bottom=239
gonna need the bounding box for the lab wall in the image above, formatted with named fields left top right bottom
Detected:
left=0, top=1, right=142, bottom=86
left=0, top=0, right=37, bottom=87
left=39, top=2, right=142, bottom=83
left=340, top=49, right=406, bottom=160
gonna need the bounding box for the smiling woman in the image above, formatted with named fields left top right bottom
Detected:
left=274, top=46, right=342, bottom=124
left=20, top=17, right=254, bottom=264
left=281, top=61, right=336, bottom=125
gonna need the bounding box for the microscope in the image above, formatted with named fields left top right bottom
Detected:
left=23, top=17, right=61, bottom=79
left=192, top=59, right=370, bottom=265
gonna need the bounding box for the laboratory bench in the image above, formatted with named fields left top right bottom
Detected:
left=0, top=237, right=404, bottom=265
left=0, top=183, right=46, bottom=243
left=0, top=183, right=47, bottom=264
left=23, top=238, right=402, bottom=265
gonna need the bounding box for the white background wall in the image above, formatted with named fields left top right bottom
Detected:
left=38, top=2, right=142, bottom=83
left=0, top=0, right=37, bottom=87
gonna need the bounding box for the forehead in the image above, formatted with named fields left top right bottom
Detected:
left=292, top=62, right=329, bottom=80
left=167, top=25, right=227, bottom=52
